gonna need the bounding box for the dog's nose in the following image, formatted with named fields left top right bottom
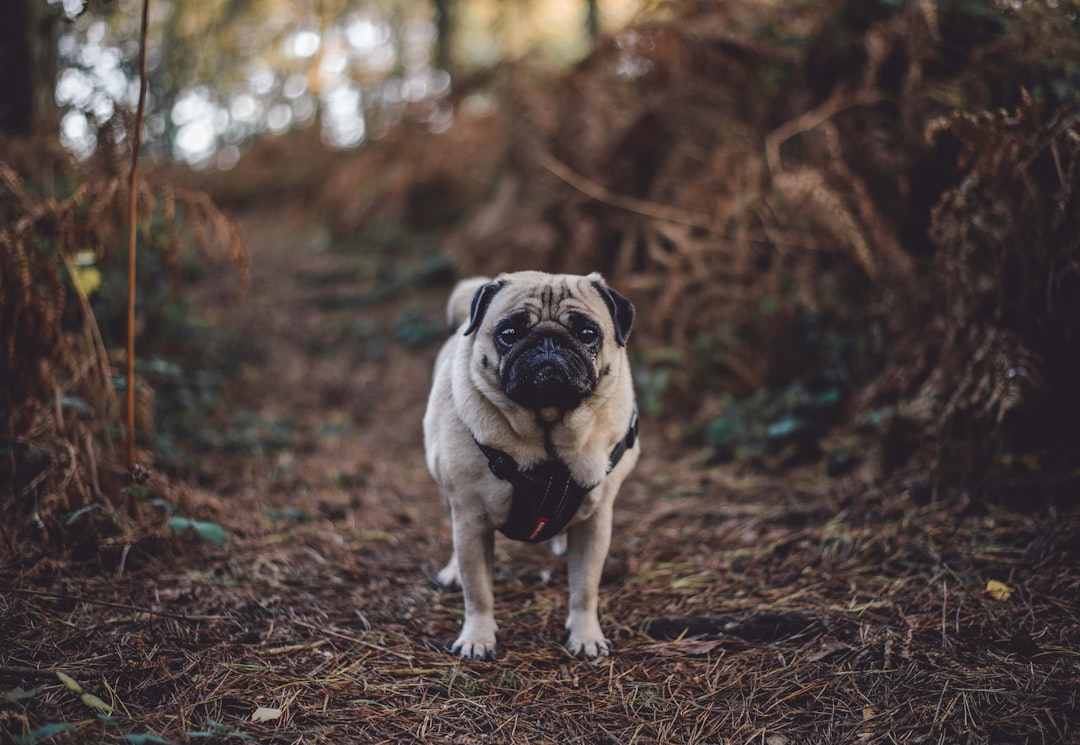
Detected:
left=529, top=335, right=562, bottom=362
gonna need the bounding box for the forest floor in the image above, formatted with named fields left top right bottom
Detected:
left=2, top=205, right=1079, bottom=745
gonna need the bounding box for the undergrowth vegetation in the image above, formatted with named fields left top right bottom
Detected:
left=0, top=142, right=248, bottom=554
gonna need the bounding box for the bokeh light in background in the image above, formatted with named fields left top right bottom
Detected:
left=49, top=0, right=645, bottom=168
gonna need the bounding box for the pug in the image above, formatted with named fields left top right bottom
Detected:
left=423, top=271, right=640, bottom=659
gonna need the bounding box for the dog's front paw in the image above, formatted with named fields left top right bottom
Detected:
left=565, top=616, right=610, bottom=658
left=451, top=617, right=498, bottom=659
left=451, top=635, right=498, bottom=660
left=566, top=631, right=610, bottom=658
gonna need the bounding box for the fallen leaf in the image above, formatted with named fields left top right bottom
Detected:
left=124, top=735, right=177, bottom=745
left=806, top=638, right=848, bottom=662
left=986, top=579, right=1014, bottom=601
left=81, top=692, right=113, bottom=712
left=638, top=638, right=726, bottom=657
left=12, top=722, right=77, bottom=745
left=252, top=706, right=282, bottom=723
left=72, top=265, right=102, bottom=295
left=264, top=640, right=329, bottom=655
left=2, top=685, right=45, bottom=704
left=55, top=672, right=82, bottom=694
left=168, top=516, right=228, bottom=547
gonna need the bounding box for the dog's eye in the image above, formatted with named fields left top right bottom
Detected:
left=576, top=326, right=600, bottom=345
left=497, top=325, right=520, bottom=346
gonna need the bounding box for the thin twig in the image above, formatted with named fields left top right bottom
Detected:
left=125, top=0, right=150, bottom=469
left=83, top=432, right=110, bottom=506
left=941, top=579, right=948, bottom=653
left=0, top=514, right=13, bottom=556
left=764, top=89, right=884, bottom=177
left=534, top=150, right=720, bottom=233
left=60, top=251, right=118, bottom=425
left=1, top=586, right=228, bottom=623
left=0, top=665, right=61, bottom=680
left=0, top=163, right=31, bottom=208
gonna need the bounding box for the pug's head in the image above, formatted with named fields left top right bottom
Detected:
left=460, top=271, right=634, bottom=414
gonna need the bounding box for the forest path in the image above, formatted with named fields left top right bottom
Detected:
left=190, top=208, right=450, bottom=540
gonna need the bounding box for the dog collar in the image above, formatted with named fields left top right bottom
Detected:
left=473, top=405, right=638, bottom=543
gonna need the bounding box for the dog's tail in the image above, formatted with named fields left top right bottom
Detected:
left=446, top=276, right=492, bottom=332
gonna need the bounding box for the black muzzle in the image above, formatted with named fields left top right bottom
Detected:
left=502, top=334, right=596, bottom=411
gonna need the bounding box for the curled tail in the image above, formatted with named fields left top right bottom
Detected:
left=446, top=276, right=492, bottom=332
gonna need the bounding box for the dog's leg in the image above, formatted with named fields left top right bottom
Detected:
left=564, top=499, right=613, bottom=657
left=449, top=516, right=498, bottom=659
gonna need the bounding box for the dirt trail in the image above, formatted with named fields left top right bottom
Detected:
left=192, top=208, right=447, bottom=533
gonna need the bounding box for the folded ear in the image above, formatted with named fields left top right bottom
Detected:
left=592, top=279, right=635, bottom=346
left=462, top=279, right=505, bottom=336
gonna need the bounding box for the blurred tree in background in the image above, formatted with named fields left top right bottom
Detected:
left=0, top=0, right=60, bottom=136
left=41, top=0, right=643, bottom=167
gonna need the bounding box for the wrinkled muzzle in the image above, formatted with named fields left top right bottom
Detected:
left=502, top=334, right=596, bottom=411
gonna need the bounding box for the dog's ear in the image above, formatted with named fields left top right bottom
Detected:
left=462, top=280, right=505, bottom=336
left=592, top=279, right=635, bottom=346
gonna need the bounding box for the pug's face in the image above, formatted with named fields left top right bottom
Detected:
left=463, top=272, right=634, bottom=414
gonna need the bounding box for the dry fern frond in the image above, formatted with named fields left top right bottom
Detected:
left=771, top=168, right=879, bottom=284
left=1, top=155, right=249, bottom=548
left=910, top=97, right=1080, bottom=486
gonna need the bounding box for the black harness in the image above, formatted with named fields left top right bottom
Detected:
left=474, top=406, right=638, bottom=543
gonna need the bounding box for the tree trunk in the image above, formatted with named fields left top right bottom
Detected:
left=0, top=0, right=60, bottom=136
left=433, top=0, right=453, bottom=73
left=586, top=0, right=599, bottom=40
